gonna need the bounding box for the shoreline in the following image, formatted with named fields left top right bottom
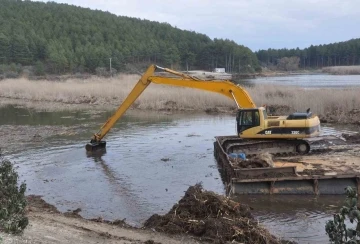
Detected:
left=1, top=195, right=200, bottom=244
left=1, top=97, right=359, bottom=126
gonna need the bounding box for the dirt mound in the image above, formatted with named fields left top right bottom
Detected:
left=256, top=152, right=274, bottom=167
left=144, top=184, right=280, bottom=244
left=321, top=109, right=360, bottom=124
left=231, top=158, right=271, bottom=168
left=343, top=133, right=360, bottom=144
left=230, top=153, right=274, bottom=169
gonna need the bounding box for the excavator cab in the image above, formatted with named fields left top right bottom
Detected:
left=236, top=109, right=261, bottom=134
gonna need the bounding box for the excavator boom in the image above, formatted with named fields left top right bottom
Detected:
left=149, top=76, right=255, bottom=109
left=86, top=65, right=256, bottom=151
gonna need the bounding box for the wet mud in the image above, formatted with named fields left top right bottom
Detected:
left=26, top=195, right=60, bottom=214
left=343, top=133, right=360, bottom=143
left=3, top=195, right=198, bottom=244
left=0, top=124, right=91, bottom=154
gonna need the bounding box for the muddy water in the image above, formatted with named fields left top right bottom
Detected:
left=1, top=105, right=357, bottom=243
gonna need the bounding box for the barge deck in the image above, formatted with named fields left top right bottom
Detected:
left=214, top=135, right=360, bottom=195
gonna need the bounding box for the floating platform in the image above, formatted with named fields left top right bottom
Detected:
left=214, top=135, right=360, bottom=195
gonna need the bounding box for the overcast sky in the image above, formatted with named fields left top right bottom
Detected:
left=35, top=0, right=360, bottom=51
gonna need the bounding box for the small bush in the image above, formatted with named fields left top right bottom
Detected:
left=277, top=56, right=300, bottom=71
left=325, top=187, right=360, bottom=243
left=0, top=158, right=29, bottom=234
left=0, top=64, right=21, bottom=78
left=110, top=68, right=117, bottom=76
left=4, top=71, right=19, bottom=79
left=95, top=67, right=108, bottom=77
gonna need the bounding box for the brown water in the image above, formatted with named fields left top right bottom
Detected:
left=1, top=105, right=357, bottom=243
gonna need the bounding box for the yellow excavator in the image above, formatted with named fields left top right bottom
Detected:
left=86, top=65, right=321, bottom=154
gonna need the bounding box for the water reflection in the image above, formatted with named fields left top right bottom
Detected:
left=85, top=148, right=152, bottom=225
left=86, top=148, right=107, bottom=163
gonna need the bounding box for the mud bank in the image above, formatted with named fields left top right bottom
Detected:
left=2, top=75, right=360, bottom=125
left=0, top=124, right=92, bottom=155
left=0, top=195, right=200, bottom=244
left=2, top=97, right=360, bottom=127
left=1, top=188, right=288, bottom=244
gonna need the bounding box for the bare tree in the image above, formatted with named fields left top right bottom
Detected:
left=277, top=56, right=300, bottom=71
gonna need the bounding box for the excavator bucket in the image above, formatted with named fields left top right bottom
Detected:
left=85, top=141, right=106, bottom=151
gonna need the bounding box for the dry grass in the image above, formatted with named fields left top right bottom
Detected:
left=0, top=74, right=235, bottom=111
left=322, top=66, right=360, bottom=75
left=0, top=74, right=359, bottom=122
left=247, top=84, right=360, bottom=122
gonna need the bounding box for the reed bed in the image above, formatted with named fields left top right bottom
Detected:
left=0, top=74, right=359, bottom=122
left=322, top=66, right=360, bottom=75
left=0, top=74, right=234, bottom=110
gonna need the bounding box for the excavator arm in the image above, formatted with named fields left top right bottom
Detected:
left=86, top=64, right=256, bottom=151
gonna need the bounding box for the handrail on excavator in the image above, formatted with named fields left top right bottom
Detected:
left=85, top=64, right=256, bottom=151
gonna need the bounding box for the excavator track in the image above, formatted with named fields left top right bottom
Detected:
left=217, top=135, right=338, bottom=157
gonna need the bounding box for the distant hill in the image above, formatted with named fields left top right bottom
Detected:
left=0, top=0, right=259, bottom=74
left=256, top=38, right=360, bottom=69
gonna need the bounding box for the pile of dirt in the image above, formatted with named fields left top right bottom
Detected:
left=321, top=109, right=360, bottom=124
left=231, top=158, right=271, bottom=168
left=144, top=184, right=281, bottom=244
left=230, top=153, right=274, bottom=169
left=343, top=133, right=360, bottom=144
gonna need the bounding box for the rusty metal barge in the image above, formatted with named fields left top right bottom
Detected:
left=214, top=135, right=360, bottom=195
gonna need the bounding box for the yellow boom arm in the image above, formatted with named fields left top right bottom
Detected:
left=90, top=65, right=256, bottom=143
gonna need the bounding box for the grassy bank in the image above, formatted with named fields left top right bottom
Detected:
left=0, top=75, right=359, bottom=123
left=322, top=66, right=360, bottom=75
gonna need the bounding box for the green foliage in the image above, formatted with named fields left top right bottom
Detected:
left=0, top=158, right=29, bottom=234
left=0, top=33, right=10, bottom=62
left=325, top=187, right=360, bottom=243
left=256, top=39, right=360, bottom=69
left=0, top=63, right=22, bottom=78
left=0, top=0, right=259, bottom=74
left=34, top=61, right=45, bottom=76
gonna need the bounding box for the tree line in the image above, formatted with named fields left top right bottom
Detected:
left=256, top=38, right=360, bottom=69
left=0, top=0, right=259, bottom=75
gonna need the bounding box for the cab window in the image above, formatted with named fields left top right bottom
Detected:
left=237, top=110, right=260, bottom=133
